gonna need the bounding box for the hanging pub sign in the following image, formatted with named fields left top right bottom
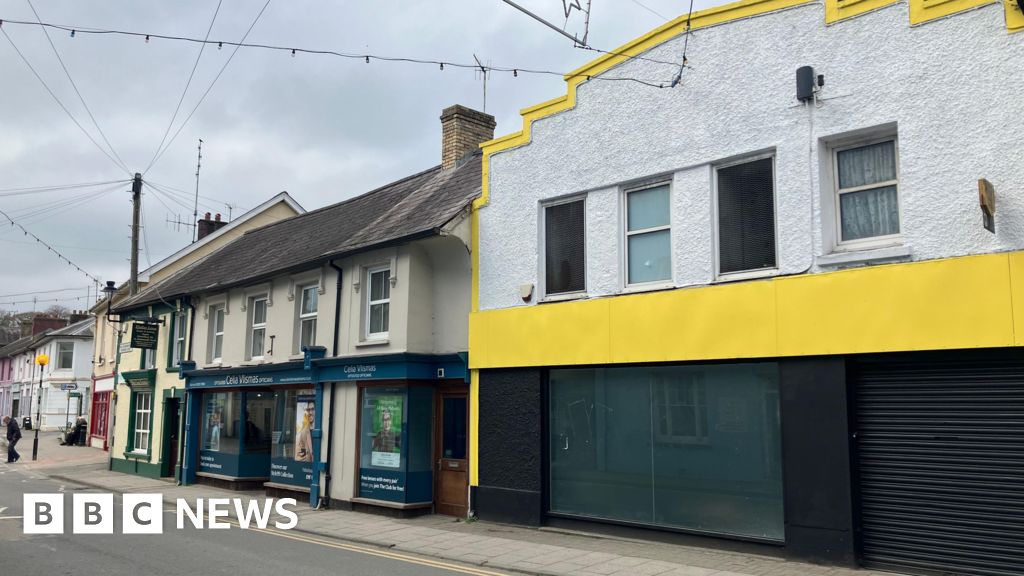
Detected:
left=130, top=323, right=159, bottom=350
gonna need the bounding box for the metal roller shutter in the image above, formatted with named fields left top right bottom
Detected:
left=853, top=353, right=1024, bottom=576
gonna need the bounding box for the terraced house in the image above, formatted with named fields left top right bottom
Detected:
left=468, top=1, right=1024, bottom=575
left=113, top=105, right=491, bottom=518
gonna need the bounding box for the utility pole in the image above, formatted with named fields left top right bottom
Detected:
left=130, top=172, right=142, bottom=296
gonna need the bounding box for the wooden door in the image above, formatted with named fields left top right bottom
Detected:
left=435, top=390, right=468, bottom=517
left=164, top=399, right=180, bottom=476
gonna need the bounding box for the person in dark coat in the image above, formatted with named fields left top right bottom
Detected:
left=4, top=416, right=21, bottom=463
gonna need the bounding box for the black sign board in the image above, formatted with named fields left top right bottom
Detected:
left=131, top=323, right=159, bottom=350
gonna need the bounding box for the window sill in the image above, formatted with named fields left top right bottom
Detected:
left=539, top=292, right=588, bottom=304
left=123, top=450, right=150, bottom=461
left=817, top=244, right=912, bottom=268
left=164, top=366, right=180, bottom=374
left=714, top=268, right=778, bottom=283
left=355, top=339, right=389, bottom=348
left=289, top=354, right=305, bottom=361
left=621, top=281, right=675, bottom=295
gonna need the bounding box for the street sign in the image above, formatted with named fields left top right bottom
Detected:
left=131, top=323, right=159, bottom=350
left=119, top=342, right=132, bottom=354
left=60, top=383, right=79, bottom=391
left=68, top=392, right=82, bottom=398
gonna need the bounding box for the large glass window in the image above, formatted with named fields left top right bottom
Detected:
left=835, top=139, right=899, bottom=245
left=549, top=363, right=783, bottom=540
left=272, top=389, right=316, bottom=461
left=132, top=392, right=152, bottom=452
left=57, top=341, right=74, bottom=370
left=544, top=198, right=586, bottom=295
left=717, top=157, right=777, bottom=275
left=366, top=267, right=390, bottom=339
left=626, top=185, right=671, bottom=285
left=202, top=391, right=241, bottom=454
left=244, top=391, right=274, bottom=454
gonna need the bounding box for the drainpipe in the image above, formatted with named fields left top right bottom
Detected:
left=176, top=297, right=196, bottom=484
left=107, top=327, right=124, bottom=472
left=323, top=260, right=343, bottom=507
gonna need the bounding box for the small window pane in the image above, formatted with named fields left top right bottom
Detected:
left=251, top=328, right=265, bottom=357
left=370, top=270, right=389, bottom=301
left=628, top=230, right=671, bottom=284
left=214, top=308, right=224, bottom=332
left=369, top=303, right=388, bottom=334
left=718, top=158, right=776, bottom=274
left=545, top=200, right=586, bottom=294
left=627, top=185, right=670, bottom=231
left=300, top=318, right=316, bottom=348
left=253, top=299, right=267, bottom=325
left=838, top=140, right=896, bottom=189
left=840, top=185, right=900, bottom=241
left=301, top=286, right=318, bottom=315
left=213, top=334, right=223, bottom=360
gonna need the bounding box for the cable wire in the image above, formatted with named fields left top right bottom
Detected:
left=0, top=286, right=89, bottom=298
left=0, top=205, right=101, bottom=283
left=628, top=0, right=670, bottom=21
left=0, top=179, right=128, bottom=197
left=0, top=26, right=131, bottom=176
left=144, top=0, right=224, bottom=173
left=25, top=0, right=130, bottom=174
left=146, top=0, right=272, bottom=173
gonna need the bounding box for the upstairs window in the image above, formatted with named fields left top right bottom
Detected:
left=834, top=138, right=900, bottom=247
left=57, top=341, right=74, bottom=370
left=249, top=296, right=268, bottom=359
left=171, top=310, right=187, bottom=367
left=366, top=267, right=390, bottom=339
left=544, top=198, right=586, bottom=296
left=625, top=184, right=671, bottom=285
left=298, top=284, right=318, bottom=350
left=209, top=305, right=225, bottom=363
left=717, top=156, right=777, bottom=275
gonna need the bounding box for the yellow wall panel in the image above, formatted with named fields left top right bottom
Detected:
left=777, top=254, right=1015, bottom=356
left=1007, top=0, right=1024, bottom=32
left=1009, top=251, right=1024, bottom=344
left=909, top=0, right=991, bottom=25
left=825, top=0, right=901, bottom=23
left=608, top=281, right=778, bottom=363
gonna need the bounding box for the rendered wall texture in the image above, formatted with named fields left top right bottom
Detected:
left=478, top=3, right=1024, bottom=312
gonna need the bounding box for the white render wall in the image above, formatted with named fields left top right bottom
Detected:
left=479, top=3, right=1024, bottom=311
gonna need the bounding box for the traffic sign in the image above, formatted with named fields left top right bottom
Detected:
left=61, top=383, right=79, bottom=391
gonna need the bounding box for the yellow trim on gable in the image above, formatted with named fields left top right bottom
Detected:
left=825, top=0, right=901, bottom=23
left=909, top=0, right=992, bottom=24
left=470, top=252, right=1022, bottom=370
left=1007, top=0, right=1024, bottom=32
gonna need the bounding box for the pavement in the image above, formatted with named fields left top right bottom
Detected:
left=27, top=447, right=895, bottom=576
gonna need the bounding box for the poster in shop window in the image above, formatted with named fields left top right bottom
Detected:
left=204, top=396, right=224, bottom=451
left=370, top=395, right=402, bottom=468
left=295, top=395, right=315, bottom=462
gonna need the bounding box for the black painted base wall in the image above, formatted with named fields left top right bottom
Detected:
left=476, top=368, right=543, bottom=526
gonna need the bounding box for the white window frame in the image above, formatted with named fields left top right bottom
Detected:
left=171, top=310, right=186, bottom=367
left=365, top=266, right=391, bottom=340
left=132, top=391, right=152, bottom=453
left=653, top=376, right=709, bottom=446
left=712, top=152, right=780, bottom=282
left=249, top=296, right=268, bottom=360
left=298, top=284, right=318, bottom=351
left=209, top=304, right=225, bottom=363
left=832, top=136, right=902, bottom=252
left=622, top=181, right=673, bottom=289
left=540, top=195, right=588, bottom=300
left=56, top=341, right=74, bottom=370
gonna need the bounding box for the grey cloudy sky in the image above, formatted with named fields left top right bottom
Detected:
left=0, top=0, right=718, bottom=312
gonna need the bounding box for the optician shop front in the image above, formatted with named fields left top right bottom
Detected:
left=180, top=352, right=470, bottom=513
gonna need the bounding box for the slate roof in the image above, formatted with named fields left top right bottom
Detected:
left=116, top=153, right=481, bottom=311
left=0, top=335, right=35, bottom=358
left=42, top=318, right=93, bottom=338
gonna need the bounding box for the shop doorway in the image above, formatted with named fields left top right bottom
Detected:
left=11, top=399, right=19, bottom=420
left=163, top=399, right=180, bottom=477
left=434, top=389, right=468, bottom=517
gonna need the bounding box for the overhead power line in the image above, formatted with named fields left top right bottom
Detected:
left=0, top=179, right=129, bottom=197
left=144, top=0, right=224, bottom=173
left=25, top=0, right=129, bottom=174
left=0, top=204, right=103, bottom=283
left=0, top=294, right=93, bottom=307
left=145, top=0, right=272, bottom=173
left=0, top=26, right=131, bottom=176
left=0, top=16, right=681, bottom=88
left=0, top=286, right=90, bottom=299
left=628, top=0, right=670, bottom=21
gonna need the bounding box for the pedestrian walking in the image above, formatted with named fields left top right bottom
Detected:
left=4, top=415, right=21, bottom=463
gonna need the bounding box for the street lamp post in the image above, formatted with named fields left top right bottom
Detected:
left=32, top=353, right=49, bottom=461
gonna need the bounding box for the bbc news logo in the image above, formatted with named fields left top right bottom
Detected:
left=24, top=494, right=298, bottom=534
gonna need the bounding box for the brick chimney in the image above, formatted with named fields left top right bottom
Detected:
left=30, top=316, right=69, bottom=336
left=68, top=310, right=91, bottom=325
left=440, top=105, right=496, bottom=170
left=197, top=212, right=228, bottom=240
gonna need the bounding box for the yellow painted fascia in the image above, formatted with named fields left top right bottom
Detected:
left=825, top=0, right=901, bottom=23
left=909, top=0, right=992, bottom=25
left=470, top=252, right=1022, bottom=370
left=1007, top=0, right=1024, bottom=32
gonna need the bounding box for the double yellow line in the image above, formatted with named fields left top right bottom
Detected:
left=226, top=518, right=507, bottom=576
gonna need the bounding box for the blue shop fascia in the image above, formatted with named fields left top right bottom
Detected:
left=178, top=348, right=468, bottom=508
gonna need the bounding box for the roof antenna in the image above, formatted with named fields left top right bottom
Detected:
left=192, top=138, right=203, bottom=243
left=473, top=54, right=489, bottom=112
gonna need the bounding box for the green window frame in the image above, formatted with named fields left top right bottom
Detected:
left=125, top=389, right=155, bottom=459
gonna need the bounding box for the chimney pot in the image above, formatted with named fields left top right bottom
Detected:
left=215, top=213, right=221, bottom=222
left=204, top=212, right=211, bottom=219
